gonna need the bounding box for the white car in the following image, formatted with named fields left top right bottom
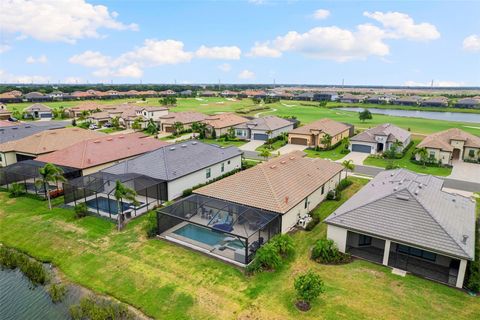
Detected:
left=89, top=124, right=98, bottom=130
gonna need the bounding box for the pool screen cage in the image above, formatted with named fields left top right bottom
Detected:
left=63, top=171, right=167, bottom=219
left=0, top=160, right=81, bottom=198
left=157, top=194, right=281, bottom=265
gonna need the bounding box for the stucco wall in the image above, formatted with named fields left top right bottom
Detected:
left=464, top=147, right=479, bottom=161
left=0, top=152, right=17, bottom=167
left=327, top=225, right=348, bottom=252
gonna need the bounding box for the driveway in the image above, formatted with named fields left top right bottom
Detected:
left=277, top=144, right=307, bottom=155
left=239, top=140, right=264, bottom=152
left=448, top=160, right=480, bottom=183
left=337, top=152, right=370, bottom=165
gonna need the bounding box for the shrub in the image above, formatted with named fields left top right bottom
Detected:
left=8, top=182, right=26, bottom=197
left=326, top=189, right=341, bottom=201
left=466, top=218, right=480, bottom=292
left=311, top=239, right=351, bottom=264
left=74, top=203, right=88, bottom=219
left=254, top=242, right=282, bottom=270
left=48, top=283, right=67, bottom=303
left=294, top=270, right=325, bottom=311
left=0, top=247, right=49, bottom=285
left=340, top=148, right=350, bottom=154
left=70, top=295, right=134, bottom=320
left=337, top=179, right=352, bottom=192
left=305, top=215, right=320, bottom=231
left=144, top=212, right=158, bottom=238
left=269, top=234, right=295, bottom=258
left=182, top=188, right=193, bottom=197
left=385, top=161, right=400, bottom=170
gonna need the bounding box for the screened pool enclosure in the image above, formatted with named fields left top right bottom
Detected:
left=64, top=172, right=167, bottom=219
left=157, top=194, right=281, bottom=265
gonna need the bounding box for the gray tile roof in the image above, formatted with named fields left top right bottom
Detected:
left=350, top=123, right=410, bottom=143
left=234, top=115, right=293, bottom=131
left=0, top=122, right=65, bottom=144
left=102, top=141, right=242, bottom=181
left=325, top=169, right=476, bottom=260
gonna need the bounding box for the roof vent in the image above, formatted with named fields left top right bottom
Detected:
left=170, top=147, right=176, bottom=151
left=118, top=136, right=124, bottom=139
left=106, top=138, right=113, bottom=141
left=181, top=144, right=187, bottom=148
left=289, top=156, right=295, bottom=160
left=284, top=196, right=289, bottom=204
left=270, top=165, right=277, bottom=169
left=462, top=235, right=469, bottom=244
left=452, top=198, right=456, bottom=202
left=12, top=127, right=18, bottom=130
left=192, top=141, right=197, bottom=145
left=25, top=125, right=31, bottom=128
left=280, top=160, right=287, bottom=164
left=414, top=189, right=419, bottom=195
left=396, top=195, right=410, bottom=201
left=93, top=140, right=101, bottom=143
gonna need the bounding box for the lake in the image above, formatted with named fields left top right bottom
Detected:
left=334, top=107, right=480, bottom=124
left=0, top=268, right=80, bottom=320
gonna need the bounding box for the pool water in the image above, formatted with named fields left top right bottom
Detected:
left=173, top=224, right=245, bottom=249
left=85, top=197, right=137, bottom=215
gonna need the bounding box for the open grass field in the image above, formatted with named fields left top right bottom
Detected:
left=1, top=179, right=479, bottom=320
left=6, top=97, right=480, bottom=136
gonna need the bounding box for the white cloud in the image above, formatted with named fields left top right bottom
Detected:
left=363, top=11, right=440, bottom=41
left=114, top=63, right=143, bottom=78
left=25, top=54, right=48, bottom=64
left=313, top=9, right=330, bottom=20
left=0, top=69, right=49, bottom=83
left=195, top=45, right=241, bottom=60
left=248, top=42, right=282, bottom=58
left=218, top=63, right=232, bottom=72
left=69, top=51, right=111, bottom=68
left=463, top=34, right=480, bottom=52
left=0, top=0, right=138, bottom=43
left=63, top=76, right=83, bottom=84
left=238, top=69, right=255, bottom=80
left=404, top=80, right=465, bottom=87
left=0, top=44, right=11, bottom=54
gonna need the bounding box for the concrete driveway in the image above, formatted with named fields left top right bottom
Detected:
left=448, top=160, right=480, bottom=183
left=337, top=151, right=370, bottom=165
left=277, top=144, right=307, bottom=155
left=239, top=140, right=264, bottom=152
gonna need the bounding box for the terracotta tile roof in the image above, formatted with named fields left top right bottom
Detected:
left=0, top=120, right=16, bottom=127
left=159, top=111, right=207, bottom=125
left=418, top=128, right=480, bottom=152
left=36, top=132, right=169, bottom=169
left=0, top=127, right=104, bottom=155
left=0, top=92, right=18, bottom=99
left=67, top=101, right=104, bottom=112
left=195, top=151, right=343, bottom=214
left=203, top=113, right=248, bottom=129
left=289, top=118, right=350, bottom=136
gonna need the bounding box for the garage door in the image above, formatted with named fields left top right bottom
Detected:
left=164, top=126, right=174, bottom=133
left=351, top=144, right=371, bottom=153
left=253, top=133, right=268, bottom=141
left=290, top=137, right=308, bottom=146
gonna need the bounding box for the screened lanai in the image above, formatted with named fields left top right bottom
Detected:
left=0, top=160, right=81, bottom=197
left=64, top=172, right=167, bottom=219
left=157, top=194, right=281, bottom=266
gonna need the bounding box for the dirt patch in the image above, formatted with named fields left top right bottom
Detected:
left=295, top=300, right=311, bottom=312
left=55, top=221, right=87, bottom=235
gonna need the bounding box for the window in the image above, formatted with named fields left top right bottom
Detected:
left=469, top=149, right=475, bottom=158
left=397, top=244, right=436, bottom=261
left=221, top=163, right=225, bottom=173
left=429, top=151, right=435, bottom=159
left=227, top=160, right=231, bottom=165
left=358, top=234, right=372, bottom=246
left=0, top=154, right=3, bottom=163
left=321, top=185, right=325, bottom=195
left=304, top=198, right=308, bottom=209
left=206, top=168, right=211, bottom=179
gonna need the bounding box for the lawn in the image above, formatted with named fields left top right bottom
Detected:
left=197, top=138, right=247, bottom=148
left=98, top=127, right=125, bottom=134
left=1, top=179, right=479, bottom=320
left=363, top=140, right=453, bottom=176
left=255, top=139, right=287, bottom=152
left=303, top=141, right=350, bottom=161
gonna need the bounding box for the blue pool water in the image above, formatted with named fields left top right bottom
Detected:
left=85, top=196, right=133, bottom=215
left=173, top=224, right=245, bottom=248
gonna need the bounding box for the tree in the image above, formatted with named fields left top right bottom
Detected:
left=227, top=127, right=236, bottom=140
left=318, top=100, right=327, bottom=108
left=9, top=182, right=25, bottom=197
left=36, top=163, right=66, bottom=210
left=415, top=147, right=429, bottom=167
left=145, top=118, right=158, bottom=135
left=259, top=149, right=271, bottom=161
left=172, top=121, right=184, bottom=136
left=294, top=270, right=325, bottom=311
left=131, top=117, right=142, bottom=132
left=342, top=159, right=355, bottom=179
left=78, top=110, right=90, bottom=121
left=320, top=133, right=332, bottom=149
left=71, top=119, right=77, bottom=127
left=111, top=116, right=121, bottom=130
left=160, top=96, right=177, bottom=105
left=190, top=121, right=200, bottom=138
left=113, top=180, right=138, bottom=231
left=359, top=109, right=373, bottom=122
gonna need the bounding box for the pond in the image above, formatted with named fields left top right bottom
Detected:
left=334, top=107, right=480, bottom=124
left=0, top=268, right=81, bottom=320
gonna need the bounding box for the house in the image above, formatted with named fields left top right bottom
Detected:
left=366, top=94, right=397, bottom=104
left=349, top=123, right=411, bottom=154
left=295, top=92, right=314, bottom=101
left=203, top=113, right=249, bottom=137
left=416, top=128, right=480, bottom=164
left=339, top=93, right=367, bottom=103
left=313, top=92, right=338, bottom=101
left=65, top=102, right=103, bottom=118
left=0, top=92, right=23, bottom=103
left=325, top=169, right=475, bottom=288
left=288, top=118, right=351, bottom=148
left=0, top=103, right=11, bottom=120
left=455, top=98, right=480, bottom=109
left=47, top=91, right=65, bottom=100
left=159, top=111, right=207, bottom=133
left=421, top=96, right=449, bottom=107
left=199, top=90, right=217, bottom=97
left=23, top=104, right=53, bottom=120
left=179, top=90, right=193, bottom=96
left=392, top=96, right=422, bottom=106
left=0, top=122, right=65, bottom=146
left=87, top=111, right=111, bottom=126
left=234, top=115, right=294, bottom=141
left=158, top=90, right=177, bottom=97
left=0, top=127, right=103, bottom=166
left=71, top=91, right=96, bottom=100
left=220, top=90, right=238, bottom=98
left=36, top=133, right=169, bottom=175
left=24, top=92, right=50, bottom=102
left=157, top=151, right=343, bottom=265
left=239, top=90, right=267, bottom=99
left=135, top=106, right=169, bottom=121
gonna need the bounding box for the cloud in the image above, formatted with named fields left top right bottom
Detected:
left=463, top=34, right=480, bottom=52
left=218, top=63, right=232, bottom=72
left=63, top=76, right=83, bottom=84
left=238, top=69, right=255, bottom=79
left=363, top=11, right=440, bottom=41
left=248, top=42, right=282, bottom=58
left=313, top=9, right=330, bottom=20
left=0, top=44, right=11, bottom=54
left=195, top=45, right=241, bottom=60
left=25, top=54, right=48, bottom=64
left=403, top=80, right=465, bottom=87
left=0, top=69, right=49, bottom=83
left=0, top=0, right=138, bottom=43
left=70, top=39, right=193, bottom=78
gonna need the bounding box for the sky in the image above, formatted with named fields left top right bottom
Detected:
left=0, top=0, right=479, bottom=86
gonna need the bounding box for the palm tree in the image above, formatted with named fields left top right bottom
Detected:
left=131, top=117, right=142, bottom=132
left=342, top=160, right=355, bottom=179
left=111, top=116, right=121, bottom=130
left=320, top=134, right=332, bottom=149
left=191, top=121, right=200, bottom=138
left=415, top=147, right=429, bottom=167
left=172, top=121, right=184, bottom=136
left=113, top=180, right=138, bottom=231
left=36, top=163, right=66, bottom=210
left=145, top=118, right=158, bottom=135
left=259, top=149, right=271, bottom=161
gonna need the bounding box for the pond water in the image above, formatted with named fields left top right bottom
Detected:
left=0, top=268, right=80, bottom=320
left=334, top=107, right=480, bottom=124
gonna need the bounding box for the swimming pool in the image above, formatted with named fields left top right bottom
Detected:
left=85, top=196, right=136, bottom=215
left=173, top=224, right=245, bottom=249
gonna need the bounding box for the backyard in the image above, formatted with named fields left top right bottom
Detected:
left=0, top=179, right=479, bottom=320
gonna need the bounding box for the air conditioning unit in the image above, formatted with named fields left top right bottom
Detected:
left=297, top=215, right=313, bottom=229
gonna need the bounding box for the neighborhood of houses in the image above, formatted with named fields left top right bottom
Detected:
left=0, top=93, right=479, bottom=293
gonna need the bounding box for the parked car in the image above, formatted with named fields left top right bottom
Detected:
left=103, top=122, right=112, bottom=128
left=89, top=124, right=99, bottom=130
left=8, top=117, right=18, bottom=122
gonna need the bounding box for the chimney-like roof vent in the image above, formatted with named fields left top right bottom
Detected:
left=181, top=144, right=187, bottom=148
left=192, top=141, right=197, bottom=145
left=396, top=195, right=410, bottom=201
left=93, top=140, right=100, bottom=143
left=280, top=160, right=287, bottom=164
left=170, top=147, right=176, bottom=151
left=106, top=138, right=113, bottom=141
left=270, top=165, right=277, bottom=169
left=462, top=235, right=469, bottom=244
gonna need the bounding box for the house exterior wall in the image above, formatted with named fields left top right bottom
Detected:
left=327, top=225, right=348, bottom=252
left=450, top=140, right=465, bottom=159
left=281, top=171, right=341, bottom=233
left=0, top=151, right=17, bottom=167
left=235, top=128, right=250, bottom=140
left=347, top=232, right=385, bottom=249
left=168, top=155, right=242, bottom=200
left=415, top=148, right=452, bottom=165
left=316, top=129, right=349, bottom=148
left=464, top=147, right=479, bottom=161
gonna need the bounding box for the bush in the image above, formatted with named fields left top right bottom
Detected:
left=269, top=234, right=295, bottom=258
left=311, top=239, right=351, bottom=264
left=337, top=179, right=352, bottom=192
left=385, top=161, right=400, bottom=170
left=74, top=203, right=88, bottom=219
left=326, top=189, right=341, bottom=201
left=70, top=295, right=134, bottom=320
left=8, top=182, right=26, bottom=197
left=466, top=218, right=480, bottom=292
left=305, top=215, right=320, bottom=231
left=48, top=283, right=67, bottom=303
left=294, top=270, right=325, bottom=311
left=182, top=188, right=193, bottom=197
left=254, top=242, right=282, bottom=270
left=340, top=148, right=350, bottom=154
left=0, top=247, right=49, bottom=285
left=144, top=212, right=158, bottom=238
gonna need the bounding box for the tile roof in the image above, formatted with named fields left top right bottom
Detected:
left=417, top=128, right=480, bottom=152
left=159, top=111, right=207, bottom=125
left=0, top=120, right=16, bottom=127
left=0, top=127, right=104, bottom=155
left=24, top=103, right=52, bottom=112
left=350, top=123, right=410, bottom=143
left=325, top=169, right=476, bottom=260
left=235, top=115, right=293, bottom=131
left=289, top=118, right=350, bottom=136
left=203, top=113, right=248, bottom=129
left=102, top=141, right=241, bottom=181
left=195, top=151, right=343, bottom=214
left=36, top=133, right=168, bottom=169
left=0, top=122, right=65, bottom=144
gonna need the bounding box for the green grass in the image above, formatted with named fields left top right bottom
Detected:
left=255, top=139, right=287, bottom=152
left=1, top=180, right=479, bottom=319
left=197, top=138, right=247, bottom=148
left=98, top=127, right=125, bottom=134
left=303, top=141, right=350, bottom=161
left=363, top=140, right=453, bottom=176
